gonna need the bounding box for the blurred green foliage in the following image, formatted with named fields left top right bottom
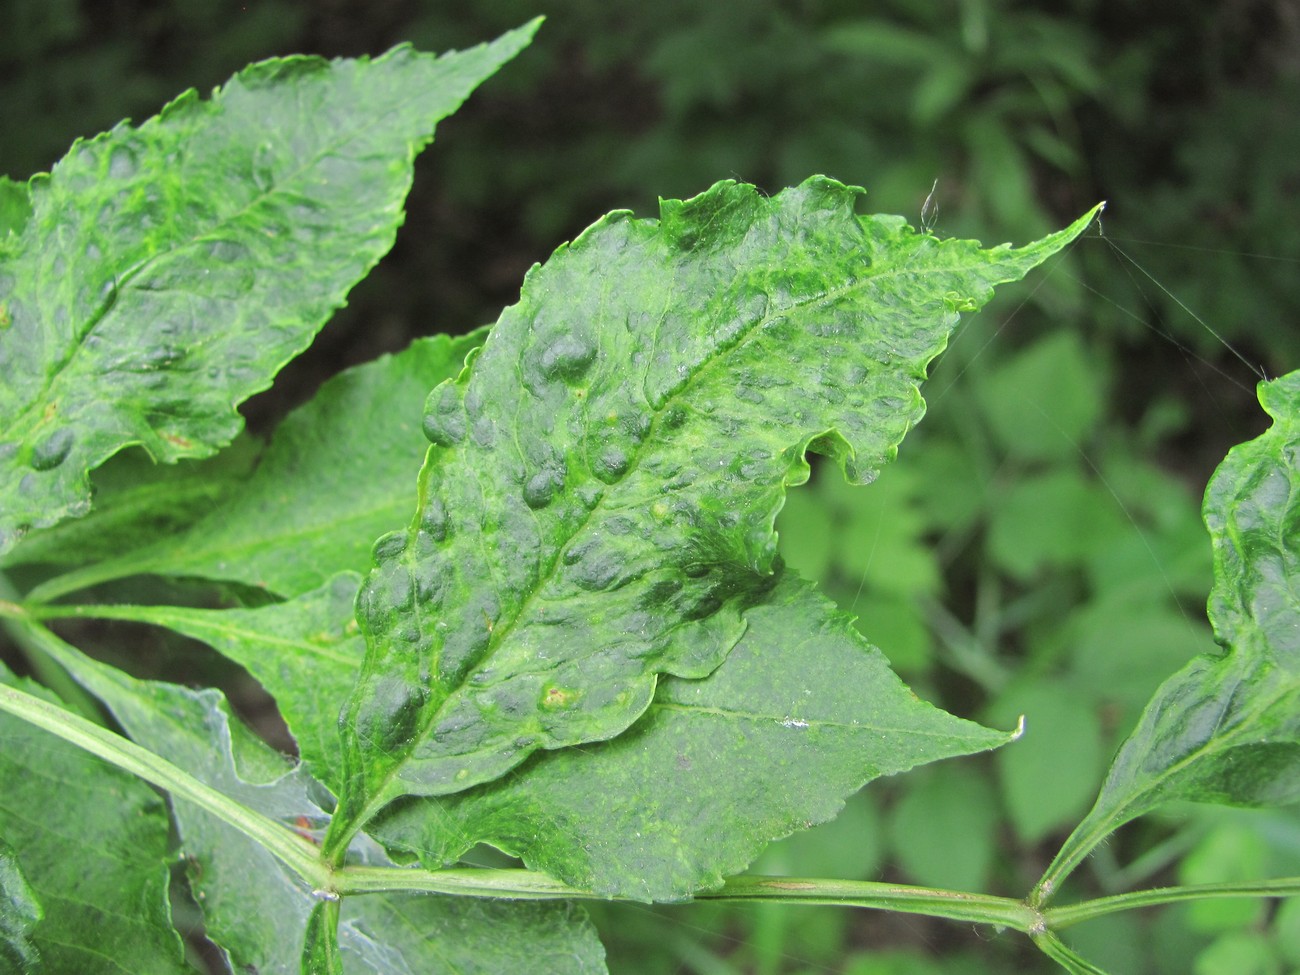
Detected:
left=3, top=0, right=1297, bottom=972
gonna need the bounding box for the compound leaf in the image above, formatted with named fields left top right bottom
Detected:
left=1043, top=369, right=1300, bottom=894
left=0, top=23, right=537, bottom=555
left=0, top=664, right=187, bottom=974
left=370, top=571, right=1012, bottom=901
left=330, top=178, right=1098, bottom=848
left=38, top=636, right=606, bottom=975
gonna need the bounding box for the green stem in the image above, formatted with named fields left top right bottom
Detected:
left=703, top=875, right=1042, bottom=931
left=0, top=678, right=328, bottom=890
left=1031, top=930, right=1111, bottom=974
left=1045, top=876, right=1300, bottom=930
left=1033, top=811, right=1126, bottom=907
left=338, top=866, right=593, bottom=900
left=3, top=659, right=1296, bottom=944
left=336, top=866, right=1043, bottom=931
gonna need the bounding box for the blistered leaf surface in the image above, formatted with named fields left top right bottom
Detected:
left=44, top=639, right=606, bottom=975
left=371, top=572, right=1011, bottom=900
left=0, top=24, right=536, bottom=554
left=1050, top=370, right=1300, bottom=881
left=332, top=180, right=1097, bottom=843
left=0, top=665, right=187, bottom=974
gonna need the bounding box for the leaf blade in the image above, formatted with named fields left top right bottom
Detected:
left=30, top=331, right=485, bottom=599
left=0, top=665, right=188, bottom=974
left=370, top=572, right=1013, bottom=901
left=1040, top=369, right=1300, bottom=898
left=0, top=24, right=537, bottom=554
left=82, top=572, right=367, bottom=792
left=332, top=181, right=1098, bottom=846
left=0, top=838, right=43, bottom=974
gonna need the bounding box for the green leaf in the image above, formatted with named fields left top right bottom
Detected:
left=0, top=837, right=42, bottom=974
left=1179, top=821, right=1270, bottom=932
left=85, top=571, right=366, bottom=792
left=41, top=636, right=607, bottom=974
left=1065, top=597, right=1209, bottom=725
left=775, top=486, right=835, bottom=580
left=991, top=682, right=1104, bottom=845
left=0, top=434, right=258, bottom=573
left=1273, top=896, right=1300, bottom=965
left=33, top=331, right=485, bottom=600
left=888, top=764, right=999, bottom=892
left=332, top=180, right=1100, bottom=848
left=302, top=900, right=345, bottom=975
left=0, top=665, right=188, bottom=974
left=823, top=462, right=939, bottom=597
left=0, top=176, right=30, bottom=246
left=1040, top=370, right=1300, bottom=897
left=1193, top=932, right=1277, bottom=975
left=986, top=468, right=1128, bottom=580
left=977, top=332, right=1106, bottom=462
left=368, top=573, right=1012, bottom=901
left=0, top=23, right=538, bottom=555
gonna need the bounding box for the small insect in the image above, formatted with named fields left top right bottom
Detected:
left=293, top=815, right=319, bottom=846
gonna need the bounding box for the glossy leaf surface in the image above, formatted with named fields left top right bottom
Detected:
left=43, top=636, right=607, bottom=975
left=1043, top=370, right=1300, bottom=893
left=0, top=24, right=536, bottom=555
left=0, top=665, right=187, bottom=973
left=371, top=572, right=1012, bottom=900
left=333, top=178, right=1099, bottom=845
left=0, top=838, right=42, bottom=974
left=36, top=331, right=484, bottom=599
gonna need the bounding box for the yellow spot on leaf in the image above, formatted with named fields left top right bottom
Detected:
left=542, top=686, right=577, bottom=708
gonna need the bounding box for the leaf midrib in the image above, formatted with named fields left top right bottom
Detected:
left=651, top=699, right=991, bottom=737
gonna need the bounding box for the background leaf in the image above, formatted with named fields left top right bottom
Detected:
left=30, top=330, right=485, bottom=600
left=0, top=433, right=258, bottom=574
left=0, top=664, right=188, bottom=974
left=369, top=573, right=1011, bottom=901
left=1042, top=369, right=1300, bottom=895
left=38, top=637, right=608, bottom=975
left=975, top=331, right=1106, bottom=463
left=0, top=23, right=536, bottom=554
left=85, top=571, right=367, bottom=792
left=990, top=682, right=1105, bottom=845
left=888, top=764, right=999, bottom=892
left=332, top=179, right=1099, bottom=849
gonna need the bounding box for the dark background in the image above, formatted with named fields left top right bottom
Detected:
left=3, top=2, right=1298, bottom=972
